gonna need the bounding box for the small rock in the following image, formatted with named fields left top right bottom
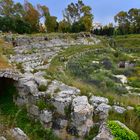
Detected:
left=93, top=122, right=113, bottom=140
left=28, top=105, right=40, bottom=117
left=10, top=128, right=29, bottom=140
left=114, top=75, right=127, bottom=84
left=34, top=76, right=48, bottom=87
left=90, top=96, right=109, bottom=107
left=113, top=105, right=126, bottom=114
left=24, top=80, right=38, bottom=95
left=0, top=136, right=7, bottom=140
left=39, top=110, right=52, bottom=123
left=127, top=106, right=134, bottom=110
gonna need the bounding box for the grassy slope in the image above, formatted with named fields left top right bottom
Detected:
left=114, top=35, right=140, bottom=90
left=46, top=34, right=140, bottom=138
left=0, top=34, right=140, bottom=139
left=0, top=38, right=13, bottom=69
left=46, top=35, right=140, bottom=106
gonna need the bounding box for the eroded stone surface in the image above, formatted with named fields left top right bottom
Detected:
left=113, top=105, right=126, bottom=114
left=93, top=122, right=113, bottom=140
left=71, top=96, right=93, bottom=136
left=10, top=128, right=29, bottom=140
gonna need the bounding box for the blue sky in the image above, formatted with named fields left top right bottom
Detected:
left=14, top=0, right=140, bottom=25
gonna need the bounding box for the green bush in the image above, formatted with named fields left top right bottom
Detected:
left=108, top=121, right=139, bottom=140
left=37, top=100, right=47, bottom=110
left=37, top=99, right=56, bottom=111
left=64, top=105, right=71, bottom=120
left=135, top=105, right=140, bottom=118
left=84, top=125, right=99, bottom=140
left=38, top=85, right=47, bottom=92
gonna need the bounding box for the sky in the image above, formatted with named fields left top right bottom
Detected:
left=14, top=0, right=140, bottom=25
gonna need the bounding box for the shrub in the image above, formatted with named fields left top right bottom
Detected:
left=84, top=125, right=99, bottom=140
left=135, top=105, right=140, bottom=118
left=37, top=100, right=47, bottom=110
left=38, top=85, right=47, bottom=92
left=108, top=121, right=139, bottom=140
left=64, top=105, right=71, bottom=120
left=37, top=100, right=56, bottom=111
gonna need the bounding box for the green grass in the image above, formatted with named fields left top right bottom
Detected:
left=108, top=110, right=140, bottom=138
left=84, top=125, right=99, bottom=140
left=46, top=35, right=140, bottom=105
left=108, top=120, right=139, bottom=140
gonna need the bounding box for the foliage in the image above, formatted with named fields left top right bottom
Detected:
left=108, top=110, right=140, bottom=138
left=37, top=99, right=56, bottom=111
left=23, top=1, right=40, bottom=32
left=64, top=105, right=71, bottom=120
left=38, top=85, right=47, bottom=91
left=108, top=121, right=139, bottom=140
left=36, top=100, right=47, bottom=110
left=92, top=23, right=114, bottom=36
left=62, top=0, right=93, bottom=33
left=84, top=125, right=99, bottom=140
left=45, top=13, right=58, bottom=33
left=114, top=8, right=140, bottom=35
left=135, top=105, right=140, bottom=118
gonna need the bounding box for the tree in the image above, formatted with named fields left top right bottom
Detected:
left=0, top=0, right=15, bottom=17
left=63, top=0, right=84, bottom=25
left=80, top=5, right=93, bottom=31
left=63, top=0, right=93, bottom=32
left=114, top=9, right=140, bottom=34
left=37, top=4, right=49, bottom=18
left=13, top=2, right=25, bottom=18
left=23, top=0, right=40, bottom=32
left=128, top=8, right=140, bottom=33
left=114, top=11, right=130, bottom=34
left=45, top=13, right=58, bottom=32
left=58, top=20, right=71, bottom=33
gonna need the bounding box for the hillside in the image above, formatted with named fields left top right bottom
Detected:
left=0, top=33, right=140, bottom=140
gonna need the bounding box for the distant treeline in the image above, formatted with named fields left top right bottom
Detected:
left=0, top=0, right=93, bottom=34
left=93, top=8, right=140, bottom=36
left=0, top=0, right=139, bottom=35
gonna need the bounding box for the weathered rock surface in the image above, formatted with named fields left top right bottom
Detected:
left=0, top=69, right=22, bottom=81
left=0, top=136, right=7, bottom=140
left=90, top=96, right=109, bottom=107
left=113, top=105, right=126, bottom=114
left=71, top=96, right=93, bottom=136
left=39, top=110, right=52, bottom=124
left=8, top=34, right=100, bottom=73
left=93, top=122, right=113, bottom=140
left=114, top=75, right=127, bottom=84
left=90, top=96, right=111, bottom=121
left=28, top=105, right=40, bottom=117
left=10, top=128, right=29, bottom=140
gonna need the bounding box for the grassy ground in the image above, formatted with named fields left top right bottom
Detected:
left=46, top=35, right=140, bottom=106
left=46, top=34, right=140, bottom=138
left=0, top=38, right=13, bottom=69
left=0, top=33, right=140, bottom=139
left=114, top=35, right=140, bottom=89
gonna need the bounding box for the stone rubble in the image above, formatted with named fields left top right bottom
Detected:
left=10, top=128, right=29, bottom=140
left=90, top=96, right=111, bottom=121
left=7, top=34, right=100, bottom=73
left=113, top=105, right=126, bottom=114
left=0, top=137, right=7, bottom=140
